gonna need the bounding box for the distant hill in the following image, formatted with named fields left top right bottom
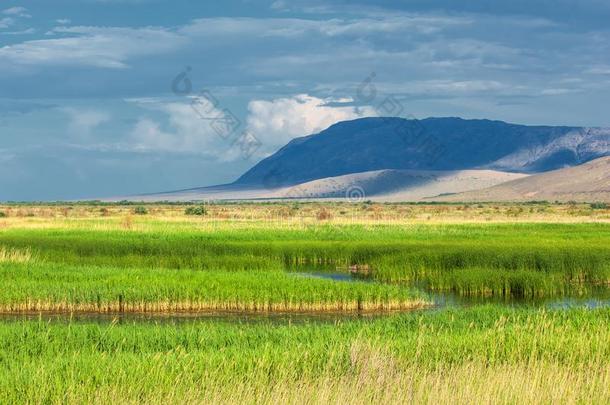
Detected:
left=429, top=156, right=610, bottom=203
left=274, top=169, right=528, bottom=201
left=235, top=117, right=610, bottom=187
left=125, top=169, right=527, bottom=202
left=112, top=117, right=610, bottom=202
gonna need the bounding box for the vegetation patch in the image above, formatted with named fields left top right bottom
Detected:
left=0, top=307, right=609, bottom=403
left=0, top=247, right=33, bottom=264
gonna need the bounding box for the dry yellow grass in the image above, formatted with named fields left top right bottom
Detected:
left=0, top=202, right=609, bottom=233
left=0, top=247, right=33, bottom=263
left=0, top=298, right=429, bottom=314
left=77, top=344, right=610, bottom=404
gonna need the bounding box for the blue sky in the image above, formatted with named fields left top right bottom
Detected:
left=2, top=0, right=610, bottom=200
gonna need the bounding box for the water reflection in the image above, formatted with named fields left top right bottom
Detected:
left=293, top=270, right=610, bottom=310
left=0, top=269, right=607, bottom=325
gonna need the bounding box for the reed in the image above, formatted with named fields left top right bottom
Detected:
left=0, top=205, right=608, bottom=403
left=1, top=222, right=608, bottom=298
left=0, top=247, right=33, bottom=263
left=0, top=307, right=608, bottom=403
left=0, top=263, right=427, bottom=313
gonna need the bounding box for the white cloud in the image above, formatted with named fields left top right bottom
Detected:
left=0, top=7, right=30, bottom=31
left=246, top=94, right=376, bottom=150
left=270, top=1, right=288, bottom=11
left=127, top=100, right=229, bottom=156
left=540, top=88, right=578, bottom=95
left=2, top=7, right=30, bottom=18
left=62, top=108, right=110, bottom=137
left=1, top=28, right=35, bottom=35
left=181, top=14, right=471, bottom=39
left=585, top=66, right=610, bottom=75
left=0, top=17, right=14, bottom=28
left=56, top=19, right=71, bottom=25
left=124, top=95, right=376, bottom=160
left=0, top=26, right=186, bottom=68
left=181, top=14, right=473, bottom=38
left=129, top=118, right=176, bottom=152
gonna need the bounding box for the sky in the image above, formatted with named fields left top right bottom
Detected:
left=2, top=0, right=610, bottom=200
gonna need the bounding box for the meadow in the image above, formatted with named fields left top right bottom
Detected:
left=1, top=307, right=609, bottom=403
left=0, top=202, right=609, bottom=403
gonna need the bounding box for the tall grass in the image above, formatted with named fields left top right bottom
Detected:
left=0, top=307, right=608, bottom=403
left=1, top=223, right=608, bottom=298
left=370, top=243, right=610, bottom=297
left=0, top=263, right=427, bottom=313
left=0, top=247, right=32, bottom=263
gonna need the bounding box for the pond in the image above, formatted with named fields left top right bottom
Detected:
left=289, top=269, right=610, bottom=310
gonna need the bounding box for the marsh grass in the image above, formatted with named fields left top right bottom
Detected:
left=0, top=205, right=609, bottom=403
left=0, top=307, right=609, bottom=404
left=0, top=222, right=608, bottom=300
left=0, top=247, right=33, bottom=264
left=0, top=263, right=427, bottom=313
left=371, top=244, right=610, bottom=297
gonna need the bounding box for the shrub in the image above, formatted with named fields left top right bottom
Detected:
left=185, top=205, right=207, bottom=216
left=316, top=208, right=332, bottom=221
left=133, top=206, right=148, bottom=215
left=590, top=202, right=609, bottom=210
left=0, top=211, right=6, bottom=218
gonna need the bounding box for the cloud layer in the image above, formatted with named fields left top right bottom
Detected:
left=3, top=1, right=610, bottom=199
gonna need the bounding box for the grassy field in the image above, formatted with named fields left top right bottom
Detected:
left=1, top=200, right=609, bottom=225
left=0, top=202, right=609, bottom=403
left=1, top=307, right=609, bottom=403
left=0, top=213, right=608, bottom=303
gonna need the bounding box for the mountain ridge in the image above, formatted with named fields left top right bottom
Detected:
left=235, top=117, right=609, bottom=187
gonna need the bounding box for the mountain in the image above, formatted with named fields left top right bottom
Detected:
left=126, top=168, right=527, bottom=202
left=429, top=156, right=610, bottom=203
left=275, top=169, right=528, bottom=201
left=236, top=117, right=610, bottom=187
left=112, top=117, right=610, bottom=202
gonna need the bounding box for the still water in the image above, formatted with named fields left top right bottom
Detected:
left=0, top=269, right=608, bottom=324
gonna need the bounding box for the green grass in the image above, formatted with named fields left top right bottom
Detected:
left=0, top=217, right=609, bottom=402
left=370, top=243, right=610, bottom=297
left=0, top=223, right=608, bottom=299
left=0, top=262, right=426, bottom=312
left=0, top=306, right=608, bottom=403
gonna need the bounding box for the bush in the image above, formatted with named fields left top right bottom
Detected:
left=185, top=205, right=207, bottom=216
left=316, top=208, right=332, bottom=221
left=133, top=206, right=148, bottom=215
left=0, top=211, right=6, bottom=218
left=590, top=202, right=609, bottom=210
